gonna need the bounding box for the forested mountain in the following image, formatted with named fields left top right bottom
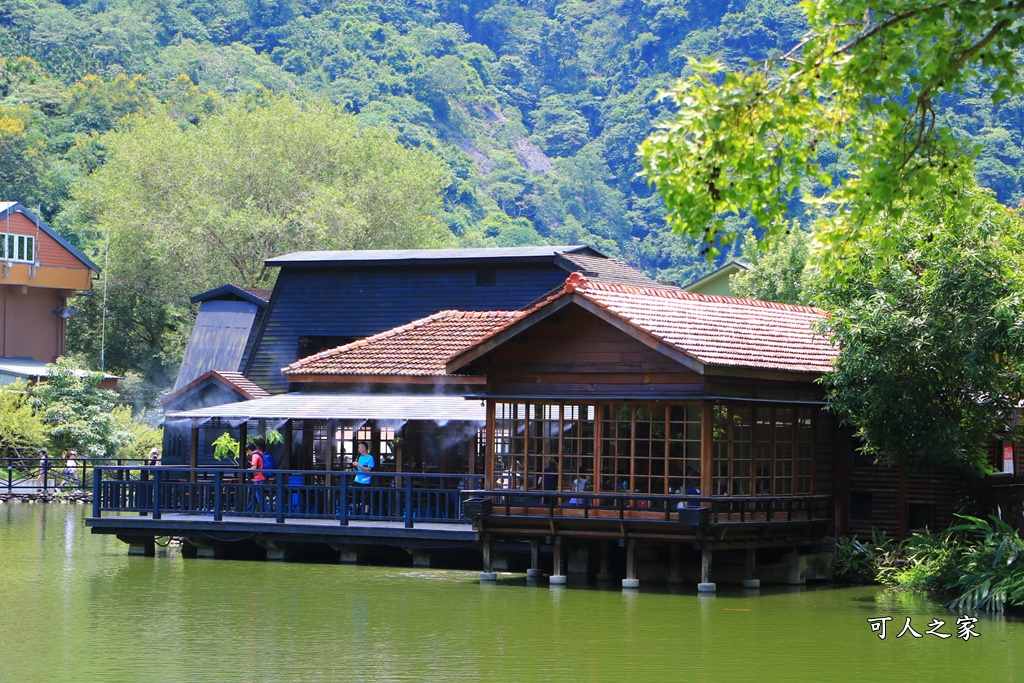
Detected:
left=1, top=0, right=1022, bottom=395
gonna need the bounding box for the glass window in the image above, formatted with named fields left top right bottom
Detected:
left=1, top=234, right=34, bottom=263
left=492, top=402, right=594, bottom=492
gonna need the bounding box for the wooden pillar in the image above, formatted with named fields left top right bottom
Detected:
left=550, top=537, right=566, bottom=584
left=303, top=421, right=314, bottom=467
left=284, top=421, right=293, bottom=469
left=667, top=544, right=684, bottom=585
left=189, top=424, right=199, bottom=482
left=743, top=547, right=760, bottom=588
left=596, top=540, right=613, bottom=581
left=698, top=544, right=716, bottom=592
left=701, top=400, right=713, bottom=499
left=622, top=539, right=639, bottom=589
left=238, top=422, right=248, bottom=471
left=484, top=401, right=495, bottom=487
left=480, top=535, right=496, bottom=581
left=526, top=539, right=543, bottom=578
left=328, top=421, right=339, bottom=472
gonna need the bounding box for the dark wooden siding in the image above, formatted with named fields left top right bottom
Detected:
left=480, top=306, right=704, bottom=397
left=814, top=409, right=836, bottom=499
left=844, top=467, right=962, bottom=539
left=245, top=263, right=569, bottom=393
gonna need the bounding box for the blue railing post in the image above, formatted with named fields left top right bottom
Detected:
left=339, top=474, right=348, bottom=526
left=276, top=473, right=285, bottom=524
left=92, top=466, right=101, bottom=518
left=6, top=465, right=11, bottom=493
left=214, top=470, right=223, bottom=522
left=404, top=475, right=414, bottom=529
left=152, top=468, right=162, bottom=520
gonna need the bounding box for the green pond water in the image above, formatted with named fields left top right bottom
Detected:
left=1, top=503, right=1022, bottom=683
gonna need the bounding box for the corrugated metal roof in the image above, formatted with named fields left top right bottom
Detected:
left=265, top=245, right=599, bottom=266
left=0, top=358, right=50, bottom=376
left=172, top=299, right=262, bottom=391
left=0, top=357, right=117, bottom=380
left=166, top=392, right=486, bottom=423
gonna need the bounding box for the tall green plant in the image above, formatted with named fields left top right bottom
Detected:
left=210, top=430, right=282, bottom=462
left=946, top=515, right=1024, bottom=613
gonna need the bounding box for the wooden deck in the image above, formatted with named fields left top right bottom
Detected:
left=87, top=467, right=836, bottom=581
left=87, top=513, right=477, bottom=546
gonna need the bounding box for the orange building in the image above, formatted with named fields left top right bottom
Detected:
left=0, top=202, right=98, bottom=384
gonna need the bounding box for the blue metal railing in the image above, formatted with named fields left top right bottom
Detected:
left=91, top=467, right=486, bottom=528
left=1, top=457, right=136, bottom=494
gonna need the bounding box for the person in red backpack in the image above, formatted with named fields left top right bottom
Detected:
left=246, top=442, right=267, bottom=513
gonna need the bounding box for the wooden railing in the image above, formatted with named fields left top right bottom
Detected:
left=91, top=467, right=485, bottom=528
left=460, top=489, right=834, bottom=525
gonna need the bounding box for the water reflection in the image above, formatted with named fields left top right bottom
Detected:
left=0, top=504, right=1022, bottom=682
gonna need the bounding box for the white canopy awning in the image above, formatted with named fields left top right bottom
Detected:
left=165, top=392, right=486, bottom=424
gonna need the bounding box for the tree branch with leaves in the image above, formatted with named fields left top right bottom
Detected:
left=639, top=0, right=1024, bottom=267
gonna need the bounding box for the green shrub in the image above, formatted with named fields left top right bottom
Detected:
left=829, top=530, right=895, bottom=583
left=945, top=515, right=1024, bottom=613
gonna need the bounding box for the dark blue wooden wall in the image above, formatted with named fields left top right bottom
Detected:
left=244, top=263, right=570, bottom=393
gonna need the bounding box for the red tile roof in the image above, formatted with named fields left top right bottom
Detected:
left=283, top=310, right=524, bottom=377
left=460, top=273, right=836, bottom=374
left=161, top=370, right=270, bottom=405
left=573, top=274, right=834, bottom=372
left=217, top=371, right=272, bottom=399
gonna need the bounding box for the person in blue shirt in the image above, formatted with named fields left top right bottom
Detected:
left=353, top=442, right=375, bottom=484
left=351, top=442, right=375, bottom=515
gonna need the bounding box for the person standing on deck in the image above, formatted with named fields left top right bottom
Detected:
left=37, top=449, right=50, bottom=489
left=247, top=442, right=267, bottom=513
left=352, top=442, right=375, bottom=514
left=64, top=450, right=79, bottom=487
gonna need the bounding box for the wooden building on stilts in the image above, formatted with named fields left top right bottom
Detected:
left=88, top=248, right=1019, bottom=587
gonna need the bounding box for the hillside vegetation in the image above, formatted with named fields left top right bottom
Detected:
left=1, top=0, right=1021, bottom=394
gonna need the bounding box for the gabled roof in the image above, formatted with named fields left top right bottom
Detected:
left=264, top=245, right=601, bottom=267
left=448, top=273, right=836, bottom=376
left=163, top=370, right=270, bottom=406
left=681, top=260, right=750, bottom=295
left=0, top=202, right=100, bottom=272
left=283, top=310, right=524, bottom=379
left=190, top=284, right=272, bottom=306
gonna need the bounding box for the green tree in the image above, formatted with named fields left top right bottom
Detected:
left=814, top=183, right=1024, bottom=472
left=0, top=103, right=46, bottom=203
left=109, top=405, right=163, bottom=461
left=0, top=380, right=49, bottom=462
left=32, top=357, right=123, bottom=458
left=731, top=227, right=810, bottom=305
left=639, top=0, right=1024, bottom=265
left=65, top=95, right=453, bottom=383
